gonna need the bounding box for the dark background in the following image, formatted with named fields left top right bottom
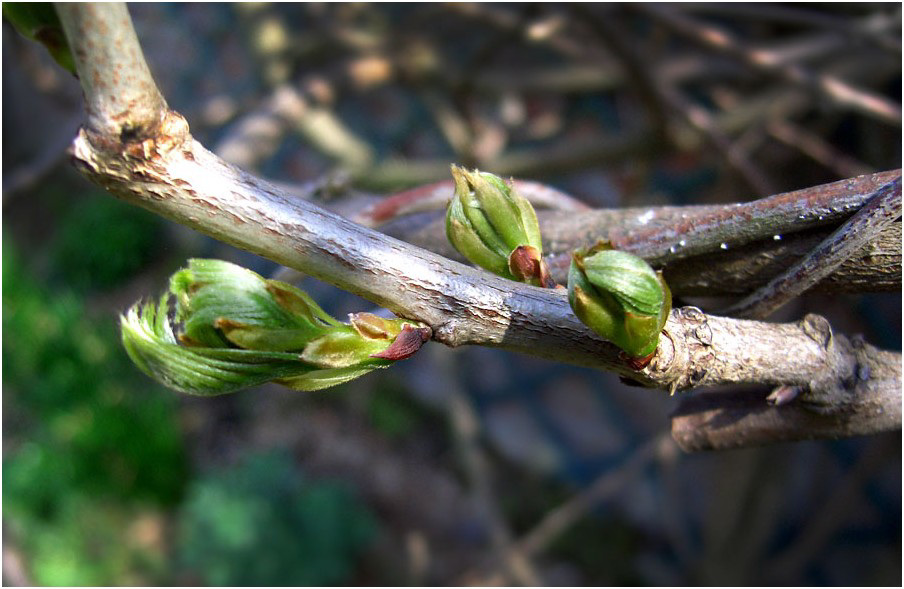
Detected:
left=3, top=4, right=901, bottom=585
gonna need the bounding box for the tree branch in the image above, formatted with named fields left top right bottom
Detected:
left=374, top=171, right=902, bottom=293
left=58, top=4, right=901, bottom=449
left=726, top=178, right=902, bottom=318
left=55, top=3, right=167, bottom=140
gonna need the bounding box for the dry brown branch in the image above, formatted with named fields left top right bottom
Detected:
left=726, top=178, right=901, bottom=318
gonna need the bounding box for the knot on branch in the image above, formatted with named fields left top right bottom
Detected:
left=795, top=315, right=862, bottom=413
left=80, top=109, right=191, bottom=161
left=800, top=313, right=833, bottom=351
left=648, top=306, right=715, bottom=394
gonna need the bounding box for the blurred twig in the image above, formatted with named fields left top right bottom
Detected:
left=436, top=348, right=540, bottom=586
left=762, top=436, right=896, bottom=583
left=578, top=5, right=774, bottom=196
left=634, top=4, right=902, bottom=126
left=2, top=113, right=81, bottom=203
left=463, top=434, right=669, bottom=585
left=766, top=119, right=873, bottom=179
left=684, top=3, right=902, bottom=55
left=359, top=128, right=659, bottom=190
left=1, top=538, right=32, bottom=587
left=514, top=435, right=669, bottom=557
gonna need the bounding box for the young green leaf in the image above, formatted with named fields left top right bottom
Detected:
left=121, top=259, right=430, bottom=395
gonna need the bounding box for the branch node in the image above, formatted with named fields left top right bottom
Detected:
left=800, top=313, right=834, bottom=351
left=652, top=306, right=717, bottom=393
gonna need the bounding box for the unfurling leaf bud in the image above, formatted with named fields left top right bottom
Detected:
left=121, top=259, right=429, bottom=396
left=445, top=165, right=554, bottom=287
left=567, top=243, right=671, bottom=360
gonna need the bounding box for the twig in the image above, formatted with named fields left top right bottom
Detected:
left=358, top=128, right=659, bottom=190
left=552, top=170, right=901, bottom=267
left=2, top=538, right=32, bottom=587
left=766, top=119, right=873, bottom=180
left=2, top=114, right=82, bottom=202
left=378, top=203, right=901, bottom=295
left=213, top=86, right=299, bottom=171
left=577, top=5, right=773, bottom=196
left=352, top=178, right=589, bottom=227
left=436, top=349, right=540, bottom=586
left=661, top=222, right=901, bottom=295
left=671, top=336, right=902, bottom=451
left=762, top=437, right=895, bottom=583
left=514, top=434, right=668, bottom=557
left=55, top=3, right=168, bottom=140
left=463, top=434, right=669, bottom=585
left=661, top=85, right=777, bottom=197
left=574, top=5, right=670, bottom=145
left=684, top=3, right=902, bottom=55
left=420, top=90, right=475, bottom=164
left=725, top=177, right=902, bottom=318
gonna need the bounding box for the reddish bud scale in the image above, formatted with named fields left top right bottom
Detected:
left=370, top=325, right=432, bottom=361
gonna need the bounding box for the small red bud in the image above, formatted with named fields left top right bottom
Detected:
left=370, top=325, right=431, bottom=361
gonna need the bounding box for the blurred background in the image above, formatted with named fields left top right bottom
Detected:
left=3, top=3, right=901, bottom=585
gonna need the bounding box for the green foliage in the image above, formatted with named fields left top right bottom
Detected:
left=3, top=243, right=188, bottom=505
left=50, top=195, right=163, bottom=292
left=3, top=242, right=188, bottom=584
left=3, top=492, right=168, bottom=586
left=3, top=3, right=75, bottom=73
left=177, top=451, right=377, bottom=586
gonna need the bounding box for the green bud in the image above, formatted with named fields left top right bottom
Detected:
left=121, top=259, right=429, bottom=395
left=445, top=165, right=553, bottom=287
left=567, top=243, right=671, bottom=359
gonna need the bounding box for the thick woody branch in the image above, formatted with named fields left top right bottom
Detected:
left=662, top=222, right=901, bottom=295
left=671, top=370, right=902, bottom=452
left=66, top=124, right=902, bottom=443
left=59, top=4, right=901, bottom=448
